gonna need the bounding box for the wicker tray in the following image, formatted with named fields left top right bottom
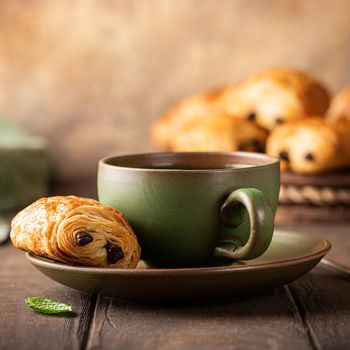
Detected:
left=275, top=169, right=350, bottom=223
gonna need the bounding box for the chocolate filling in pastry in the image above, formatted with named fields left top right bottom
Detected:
left=305, top=152, right=315, bottom=161
left=275, top=117, right=284, bottom=125
left=253, top=139, right=265, bottom=152
left=245, top=112, right=256, bottom=122
left=105, top=242, right=124, bottom=264
left=238, top=139, right=264, bottom=152
left=76, top=232, right=93, bottom=246
left=279, top=151, right=290, bottom=162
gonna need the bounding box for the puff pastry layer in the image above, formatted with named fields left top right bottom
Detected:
left=10, top=196, right=141, bottom=268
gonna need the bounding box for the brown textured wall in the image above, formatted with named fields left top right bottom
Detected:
left=1, top=0, right=350, bottom=188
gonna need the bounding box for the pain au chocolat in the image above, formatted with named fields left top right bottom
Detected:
left=216, top=67, right=330, bottom=131
left=10, top=196, right=141, bottom=268
left=169, top=114, right=268, bottom=152
left=266, top=117, right=350, bottom=174
left=151, top=67, right=330, bottom=151
left=150, top=88, right=226, bottom=149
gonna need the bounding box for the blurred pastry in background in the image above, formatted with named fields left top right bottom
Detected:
left=216, top=67, right=330, bottom=131
left=150, top=88, right=226, bottom=149
left=151, top=67, right=330, bottom=151
left=169, top=114, right=268, bottom=152
left=328, top=86, right=350, bottom=123
left=266, top=117, right=350, bottom=174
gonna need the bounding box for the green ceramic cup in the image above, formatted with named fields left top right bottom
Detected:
left=98, top=152, right=280, bottom=266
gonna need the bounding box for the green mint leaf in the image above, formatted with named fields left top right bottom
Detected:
left=25, top=297, right=72, bottom=314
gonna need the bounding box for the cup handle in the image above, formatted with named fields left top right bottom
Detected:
left=214, top=188, right=274, bottom=260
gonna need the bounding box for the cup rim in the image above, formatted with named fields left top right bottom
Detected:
left=99, top=151, right=280, bottom=173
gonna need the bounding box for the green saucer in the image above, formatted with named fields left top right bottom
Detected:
left=26, top=230, right=331, bottom=302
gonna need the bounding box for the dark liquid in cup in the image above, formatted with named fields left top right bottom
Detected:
left=105, top=153, right=268, bottom=169
left=148, top=164, right=253, bottom=170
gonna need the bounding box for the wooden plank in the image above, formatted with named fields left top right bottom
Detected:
left=284, top=223, right=350, bottom=350
left=86, top=223, right=349, bottom=350
left=2, top=220, right=348, bottom=349
left=288, top=266, right=350, bottom=350
left=0, top=243, right=96, bottom=350
left=87, top=287, right=313, bottom=350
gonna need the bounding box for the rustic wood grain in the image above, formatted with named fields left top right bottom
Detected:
left=86, top=288, right=312, bottom=350
left=288, top=267, right=350, bottom=350
left=1, top=217, right=350, bottom=349
left=0, top=243, right=97, bottom=350
left=284, top=223, right=350, bottom=350
left=85, top=223, right=350, bottom=350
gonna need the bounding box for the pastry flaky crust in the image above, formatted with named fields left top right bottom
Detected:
left=216, top=67, right=330, bottom=131
left=10, top=196, right=141, bottom=268
left=170, top=114, right=268, bottom=152
left=266, top=117, right=350, bottom=174
left=150, top=87, right=226, bottom=149
left=328, top=87, right=350, bottom=123
left=151, top=67, right=330, bottom=149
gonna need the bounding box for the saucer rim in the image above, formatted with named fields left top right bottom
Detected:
left=26, top=230, right=331, bottom=276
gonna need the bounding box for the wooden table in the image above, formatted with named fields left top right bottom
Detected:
left=1, top=222, right=349, bottom=350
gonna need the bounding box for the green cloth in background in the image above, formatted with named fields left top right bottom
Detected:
left=0, top=216, right=9, bottom=244
left=0, top=118, right=49, bottom=211
left=0, top=118, right=27, bottom=137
